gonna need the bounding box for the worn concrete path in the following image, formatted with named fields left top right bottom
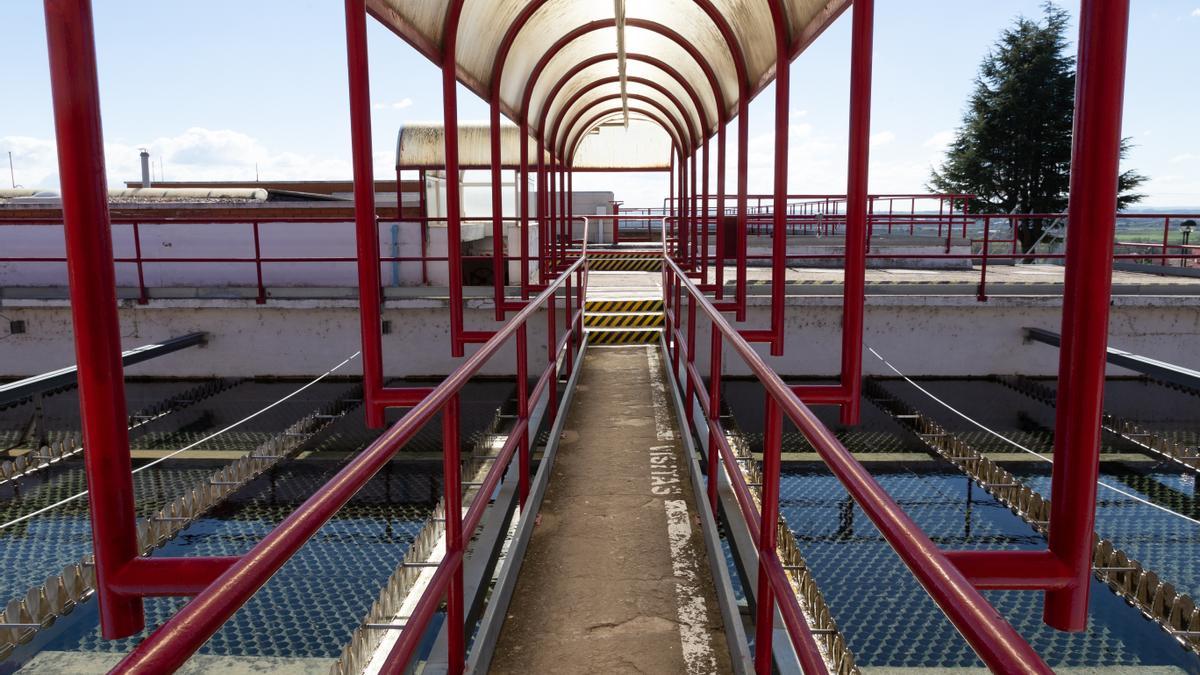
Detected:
left=489, top=346, right=729, bottom=675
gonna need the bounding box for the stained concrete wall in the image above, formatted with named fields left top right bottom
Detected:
left=1, top=294, right=1195, bottom=380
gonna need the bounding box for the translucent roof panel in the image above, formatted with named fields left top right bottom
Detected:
left=368, top=0, right=851, bottom=164
left=573, top=117, right=672, bottom=170
left=396, top=123, right=546, bottom=169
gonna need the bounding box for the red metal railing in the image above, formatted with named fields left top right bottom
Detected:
left=662, top=256, right=1053, bottom=673
left=110, top=255, right=587, bottom=673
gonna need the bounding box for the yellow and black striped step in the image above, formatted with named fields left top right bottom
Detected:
left=584, top=312, right=665, bottom=329
left=588, top=257, right=662, bottom=272
left=587, top=328, right=661, bottom=345
left=584, top=299, right=664, bottom=313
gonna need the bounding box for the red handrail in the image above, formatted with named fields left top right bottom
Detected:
left=111, top=256, right=587, bottom=674
left=663, top=256, right=1053, bottom=673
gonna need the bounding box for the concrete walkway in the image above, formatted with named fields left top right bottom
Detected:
left=489, top=346, right=729, bottom=675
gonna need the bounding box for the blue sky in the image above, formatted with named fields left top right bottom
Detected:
left=2, top=1, right=1198, bottom=207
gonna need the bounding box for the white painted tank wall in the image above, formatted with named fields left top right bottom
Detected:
left=1, top=294, right=1194, bottom=380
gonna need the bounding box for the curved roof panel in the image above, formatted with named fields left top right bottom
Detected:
left=573, top=117, right=672, bottom=170
left=368, top=0, right=850, bottom=164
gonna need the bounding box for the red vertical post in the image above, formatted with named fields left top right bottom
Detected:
left=345, top=0, right=386, bottom=426
left=547, top=278, right=558, bottom=419
left=418, top=169, right=430, bottom=286
left=755, top=395, right=783, bottom=673
left=715, top=122, right=727, bottom=298
left=43, top=0, right=143, bottom=638
left=767, top=0, right=789, bottom=357
left=706, top=323, right=723, bottom=516
left=568, top=167, right=574, bottom=246
left=548, top=159, right=557, bottom=272
left=251, top=221, right=268, bottom=305
left=443, top=0, right=466, bottom=357
left=132, top=222, right=148, bottom=305
left=735, top=97, right=750, bottom=321
left=977, top=215, right=991, bottom=302
left=537, top=140, right=547, bottom=284
left=840, top=0, right=874, bottom=425
left=516, top=322, right=530, bottom=507
left=442, top=394, right=465, bottom=674
left=1044, top=0, right=1131, bottom=632
left=702, top=137, right=710, bottom=285
left=489, top=98, right=506, bottom=320
left=690, top=149, right=699, bottom=271
left=1161, top=215, right=1171, bottom=266
left=669, top=152, right=676, bottom=257
left=519, top=124, right=531, bottom=299
left=685, top=293, right=697, bottom=427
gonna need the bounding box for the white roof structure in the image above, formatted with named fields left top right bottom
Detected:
left=372, top=0, right=848, bottom=167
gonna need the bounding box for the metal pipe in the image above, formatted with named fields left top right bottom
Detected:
left=1044, top=0, right=1131, bottom=632
left=42, top=0, right=143, bottom=637
left=489, top=95, right=506, bottom=320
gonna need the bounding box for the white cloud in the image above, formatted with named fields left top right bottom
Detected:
left=373, top=97, right=413, bottom=111
left=1, top=127, right=371, bottom=188
left=923, top=130, right=955, bottom=149
left=1192, top=8, right=1200, bottom=17
left=870, top=131, right=896, bottom=148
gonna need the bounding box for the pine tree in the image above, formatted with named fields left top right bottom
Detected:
left=929, top=3, right=1146, bottom=252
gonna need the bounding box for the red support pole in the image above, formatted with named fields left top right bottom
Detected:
left=518, top=130, right=530, bottom=300
left=442, top=394, right=465, bottom=673
left=442, top=0, right=466, bottom=358
left=839, top=0, right=874, bottom=425
left=669, top=152, right=676, bottom=256
left=132, top=222, right=148, bottom=305
left=702, top=136, right=710, bottom=285
left=252, top=221, right=266, bottom=305
left=754, top=395, right=782, bottom=673
left=418, top=169, right=430, bottom=286
left=537, top=140, right=547, bottom=284
left=489, top=96, right=506, bottom=320
left=43, top=0, right=144, bottom=638
left=735, top=98, right=750, bottom=322
left=767, top=0, right=789, bottom=357
left=1044, top=0, right=1131, bottom=632
left=517, top=322, right=530, bottom=507
left=706, top=323, right=723, bottom=516
left=690, top=149, right=699, bottom=272
left=715, top=122, right=727, bottom=298
left=344, top=0, right=386, bottom=427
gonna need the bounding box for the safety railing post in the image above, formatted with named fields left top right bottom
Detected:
left=442, top=393, right=464, bottom=674
left=43, top=0, right=144, bottom=638
left=563, top=269, right=574, bottom=374
left=1161, top=215, right=1171, bottom=267
left=516, top=322, right=530, bottom=508
left=132, top=222, right=148, bottom=305
left=978, top=215, right=990, bottom=302
left=547, top=279, right=558, bottom=420
left=1045, top=0, right=1131, bottom=632
left=706, top=323, right=723, bottom=517
left=715, top=123, right=727, bottom=298
left=252, top=221, right=266, bottom=305
left=489, top=93, right=505, bottom=320
left=754, top=395, right=783, bottom=674
left=685, top=292, right=697, bottom=427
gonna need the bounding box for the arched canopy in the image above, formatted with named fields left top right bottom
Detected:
left=367, top=0, right=849, bottom=163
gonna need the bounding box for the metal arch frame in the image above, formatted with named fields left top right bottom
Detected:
left=566, top=108, right=682, bottom=168
left=506, top=10, right=746, bottom=294
left=540, top=55, right=715, bottom=143
left=549, top=82, right=696, bottom=158
left=561, top=97, right=692, bottom=173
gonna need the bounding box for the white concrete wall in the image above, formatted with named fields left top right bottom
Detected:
left=0, top=298, right=562, bottom=379
left=2, top=294, right=1194, bottom=379
left=696, top=294, right=1200, bottom=378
